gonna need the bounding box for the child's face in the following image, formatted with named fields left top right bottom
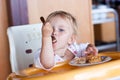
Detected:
left=49, top=16, right=74, bottom=51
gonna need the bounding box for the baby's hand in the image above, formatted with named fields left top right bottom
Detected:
left=84, top=44, right=98, bottom=56
left=42, top=22, right=53, bottom=37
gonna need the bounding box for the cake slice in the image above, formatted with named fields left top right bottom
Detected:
left=73, top=57, right=86, bottom=64
left=87, top=55, right=102, bottom=63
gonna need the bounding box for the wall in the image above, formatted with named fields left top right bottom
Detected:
left=0, top=0, right=11, bottom=80
left=27, top=0, right=94, bottom=44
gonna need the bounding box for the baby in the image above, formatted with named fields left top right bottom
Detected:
left=34, top=11, right=98, bottom=70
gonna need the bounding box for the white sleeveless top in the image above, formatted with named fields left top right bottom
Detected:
left=34, top=42, right=89, bottom=70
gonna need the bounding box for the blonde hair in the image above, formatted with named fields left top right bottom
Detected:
left=46, top=11, right=78, bottom=35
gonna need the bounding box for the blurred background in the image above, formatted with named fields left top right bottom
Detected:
left=92, top=0, right=120, bottom=52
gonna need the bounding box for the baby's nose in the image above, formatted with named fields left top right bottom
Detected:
left=52, top=29, right=57, bottom=36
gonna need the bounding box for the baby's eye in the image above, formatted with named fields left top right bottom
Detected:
left=59, top=29, right=64, bottom=32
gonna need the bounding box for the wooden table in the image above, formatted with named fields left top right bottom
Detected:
left=7, top=52, right=120, bottom=80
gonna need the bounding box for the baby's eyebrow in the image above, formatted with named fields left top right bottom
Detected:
left=58, top=25, right=67, bottom=28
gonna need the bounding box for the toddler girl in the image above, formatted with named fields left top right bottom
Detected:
left=34, top=11, right=98, bottom=70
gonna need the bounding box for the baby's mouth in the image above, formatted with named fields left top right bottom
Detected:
left=51, top=36, right=57, bottom=44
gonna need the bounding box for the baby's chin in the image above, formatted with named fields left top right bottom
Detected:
left=52, top=43, right=56, bottom=49
left=52, top=44, right=61, bottom=51
left=53, top=47, right=57, bottom=51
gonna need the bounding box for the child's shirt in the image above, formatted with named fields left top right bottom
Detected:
left=34, top=42, right=89, bottom=70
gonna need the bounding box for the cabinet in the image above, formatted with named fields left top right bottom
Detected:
left=92, top=8, right=120, bottom=51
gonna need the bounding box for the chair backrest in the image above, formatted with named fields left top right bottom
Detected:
left=7, top=23, right=42, bottom=72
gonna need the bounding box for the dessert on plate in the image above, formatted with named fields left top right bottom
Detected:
left=73, top=53, right=102, bottom=64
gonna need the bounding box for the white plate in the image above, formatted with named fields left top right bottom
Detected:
left=69, top=56, right=112, bottom=66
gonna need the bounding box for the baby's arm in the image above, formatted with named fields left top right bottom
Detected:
left=66, top=42, right=98, bottom=58
left=63, top=50, right=75, bottom=61
left=40, top=22, right=55, bottom=69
